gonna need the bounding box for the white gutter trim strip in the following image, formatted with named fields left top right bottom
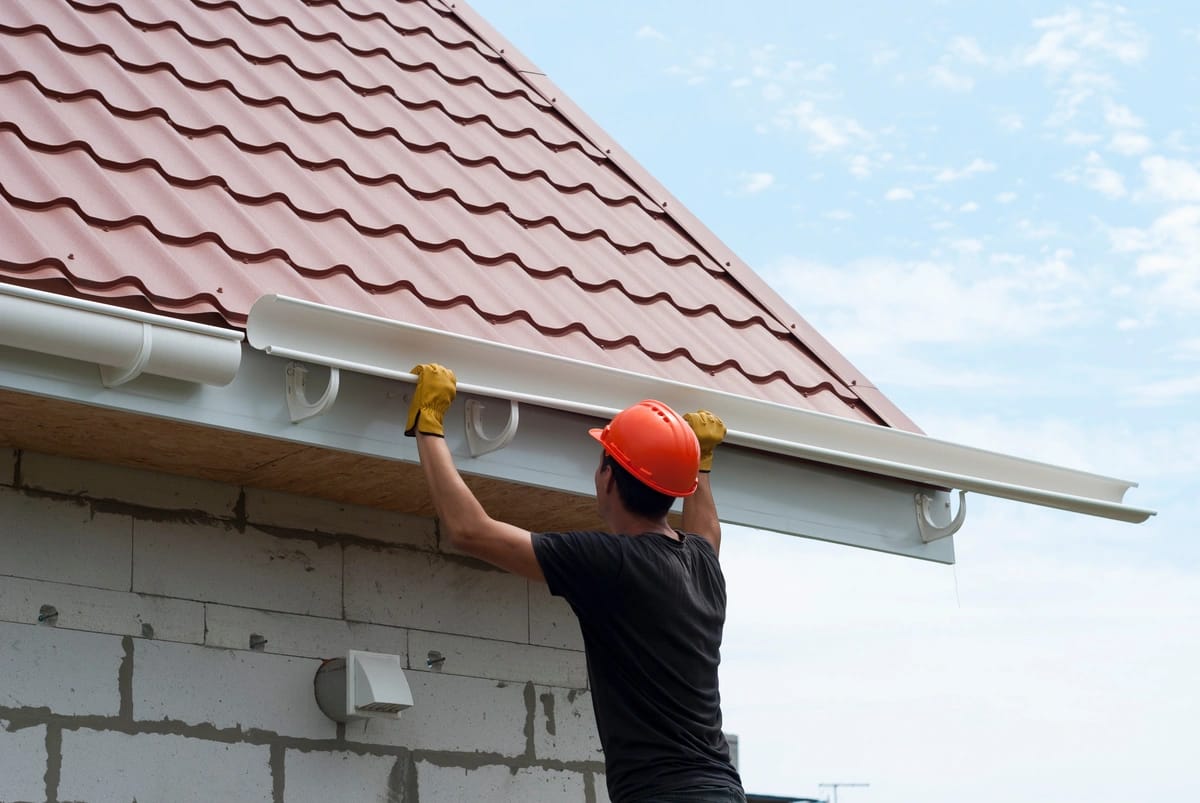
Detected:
left=0, top=283, right=243, bottom=387
left=246, top=295, right=1155, bottom=524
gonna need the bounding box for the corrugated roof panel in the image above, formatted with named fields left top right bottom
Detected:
left=1, top=78, right=788, bottom=333
left=0, top=0, right=915, bottom=430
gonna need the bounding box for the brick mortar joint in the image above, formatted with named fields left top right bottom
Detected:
left=8, top=482, right=441, bottom=555
left=0, top=706, right=605, bottom=770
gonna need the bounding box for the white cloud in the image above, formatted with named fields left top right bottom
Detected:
left=825, top=209, right=854, bottom=221
left=1061, top=152, right=1127, bottom=198
left=1022, top=7, right=1148, bottom=128
left=998, top=112, right=1025, bottom=132
left=929, top=35, right=989, bottom=91
left=1126, top=374, right=1200, bottom=406
left=948, top=35, right=988, bottom=65
left=848, top=154, right=872, bottom=178
left=929, top=64, right=974, bottom=92
left=1025, top=7, right=1148, bottom=73
left=736, top=171, right=775, bottom=194
left=761, top=254, right=1086, bottom=366
left=1140, top=156, right=1200, bottom=201
left=635, top=25, right=666, bottom=41
left=1064, top=130, right=1103, bottom=146
left=1110, top=205, right=1200, bottom=309
left=772, top=100, right=869, bottom=152
left=1018, top=218, right=1059, bottom=239
left=936, top=158, right=997, bottom=182
left=1086, top=165, right=1127, bottom=197
left=1109, top=131, right=1152, bottom=155
left=996, top=191, right=1018, bottom=203
left=1104, top=100, right=1144, bottom=129
left=872, top=47, right=900, bottom=66
left=959, top=201, right=979, bottom=213
left=949, top=237, right=983, bottom=253
left=885, top=187, right=914, bottom=201
left=1179, top=338, right=1200, bottom=359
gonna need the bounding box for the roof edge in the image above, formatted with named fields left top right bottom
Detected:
left=246, top=295, right=1154, bottom=524
left=0, top=282, right=243, bottom=386
left=444, top=1, right=922, bottom=433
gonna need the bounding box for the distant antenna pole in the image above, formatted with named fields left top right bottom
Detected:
left=818, top=782, right=870, bottom=803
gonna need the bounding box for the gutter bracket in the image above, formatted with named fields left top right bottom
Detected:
left=100, top=322, right=153, bottom=388
left=286, top=362, right=340, bottom=423
left=466, top=398, right=519, bottom=457
left=916, top=490, right=967, bottom=542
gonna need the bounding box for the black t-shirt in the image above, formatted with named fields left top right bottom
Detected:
left=532, top=529, right=743, bottom=803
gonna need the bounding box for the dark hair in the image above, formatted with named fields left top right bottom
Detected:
left=602, top=453, right=675, bottom=519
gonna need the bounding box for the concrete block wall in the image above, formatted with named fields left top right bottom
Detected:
left=0, top=449, right=607, bottom=803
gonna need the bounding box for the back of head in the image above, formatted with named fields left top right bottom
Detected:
left=601, top=453, right=675, bottom=519
left=589, top=400, right=701, bottom=512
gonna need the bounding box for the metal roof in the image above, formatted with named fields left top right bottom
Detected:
left=0, top=0, right=917, bottom=429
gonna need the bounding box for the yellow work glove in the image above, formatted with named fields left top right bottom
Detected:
left=683, top=410, right=725, bottom=472
left=405, top=363, right=456, bottom=437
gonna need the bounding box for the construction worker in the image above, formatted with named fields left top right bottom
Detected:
left=407, top=363, right=745, bottom=803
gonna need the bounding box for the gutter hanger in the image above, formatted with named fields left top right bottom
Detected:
left=246, top=295, right=1155, bottom=524
left=0, top=284, right=243, bottom=387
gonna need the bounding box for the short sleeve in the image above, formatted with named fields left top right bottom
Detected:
left=531, top=531, right=624, bottom=614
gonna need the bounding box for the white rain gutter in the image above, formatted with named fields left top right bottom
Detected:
left=246, top=295, right=1155, bottom=524
left=0, top=284, right=243, bottom=386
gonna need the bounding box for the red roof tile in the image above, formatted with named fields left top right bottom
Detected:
left=0, top=0, right=919, bottom=430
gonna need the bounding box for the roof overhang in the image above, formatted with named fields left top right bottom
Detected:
left=247, top=296, right=1154, bottom=525
left=0, top=290, right=1153, bottom=567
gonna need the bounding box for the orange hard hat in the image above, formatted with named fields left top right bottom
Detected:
left=589, top=400, right=700, bottom=497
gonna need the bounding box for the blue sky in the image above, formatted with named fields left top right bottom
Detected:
left=470, top=3, right=1198, bottom=800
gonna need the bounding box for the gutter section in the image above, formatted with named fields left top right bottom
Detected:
left=247, top=295, right=1155, bottom=525
left=0, top=284, right=243, bottom=386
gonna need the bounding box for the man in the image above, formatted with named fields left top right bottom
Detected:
left=407, top=363, right=745, bottom=803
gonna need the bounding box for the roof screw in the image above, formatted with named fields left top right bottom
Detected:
left=426, top=650, right=446, bottom=670
left=249, top=633, right=268, bottom=651
left=38, top=605, right=58, bottom=625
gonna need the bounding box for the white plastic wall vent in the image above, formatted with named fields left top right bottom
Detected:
left=314, top=650, right=413, bottom=723
left=246, top=295, right=1154, bottom=524
left=0, top=284, right=243, bottom=386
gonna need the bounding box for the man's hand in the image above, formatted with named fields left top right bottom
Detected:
left=405, top=363, right=457, bottom=437
left=683, top=410, right=726, bottom=472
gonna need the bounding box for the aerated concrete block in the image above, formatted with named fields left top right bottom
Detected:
left=594, top=773, right=613, bottom=803
left=283, top=749, right=406, bottom=803
left=408, top=630, right=587, bottom=688
left=133, top=519, right=341, bottom=616
left=0, top=575, right=204, bottom=643
left=19, top=452, right=240, bottom=517
left=529, top=581, right=585, bottom=651
left=416, top=762, right=586, bottom=801
left=0, top=487, right=132, bottom=591
left=133, top=639, right=335, bottom=740
left=342, top=671, right=527, bottom=756
left=532, top=685, right=603, bottom=763
left=344, top=545, right=528, bottom=641
left=0, top=621, right=123, bottom=716
left=203, top=603, right=407, bottom=661
left=0, top=721, right=47, bottom=803
left=58, top=730, right=272, bottom=803
left=244, top=487, right=436, bottom=549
